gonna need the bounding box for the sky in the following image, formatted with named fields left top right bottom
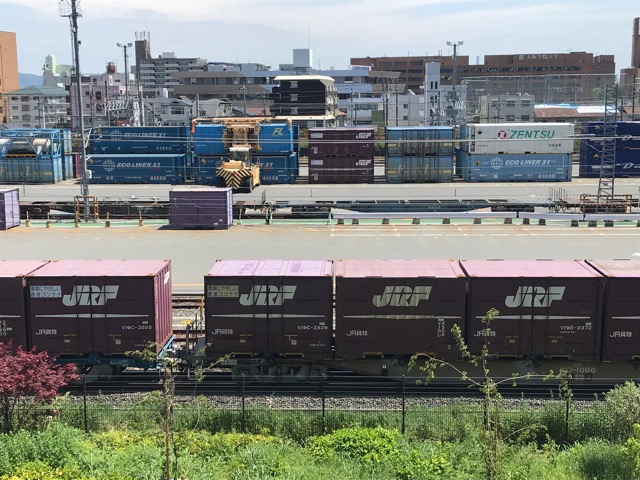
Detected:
left=0, top=0, right=636, bottom=75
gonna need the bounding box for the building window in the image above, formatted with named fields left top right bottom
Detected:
left=521, top=99, right=531, bottom=107
left=506, top=115, right=515, bottom=122
left=170, top=106, right=184, bottom=115
left=21, top=96, right=28, bottom=102
left=491, top=101, right=499, bottom=108
left=506, top=100, right=516, bottom=108
left=520, top=115, right=530, bottom=121
left=290, top=81, right=298, bottom=89
left=22, top=105, right=30, bottom=112
left=290, top=94, right=298, bottom=102
left=291, top=107, right=299, bottom=114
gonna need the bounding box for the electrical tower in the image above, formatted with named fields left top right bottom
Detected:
left=595, top=84, right=619, bottom=212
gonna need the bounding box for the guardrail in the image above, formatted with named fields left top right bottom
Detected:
left=332, top=211, right=640, bottom=227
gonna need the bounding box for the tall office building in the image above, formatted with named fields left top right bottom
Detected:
left=0, top=31, right=19, bottom=123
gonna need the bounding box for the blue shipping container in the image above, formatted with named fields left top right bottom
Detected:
left=88, top=126, right=190, bottom=155
left=87, top=154, right=186, bottom=184
left=579, top=149, right=640, bottom=178
left=254, top=154, right=298, bottom=184
left=0, top=156, right=63, bottom=184
left=582, top=121, right=640, bottom=137
left=192, top=124, right=227, bottom=155
left=258, top=123, right=294, bottom=154
left=195, top=155, right=226, bottom=186
left=457, top=151, right=571, bottom=182
left=386, top=126, right=454, bottom=156
left=386, top=155, right=454, bottom=183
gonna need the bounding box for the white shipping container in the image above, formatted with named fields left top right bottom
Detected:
left=463, top=123, right=575, bottom=155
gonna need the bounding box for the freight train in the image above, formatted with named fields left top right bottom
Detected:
left=3, top=122, right=638, bottom=186
left=3, top=258, right=640, bottom=383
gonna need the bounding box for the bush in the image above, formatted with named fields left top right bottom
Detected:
left=568, top=438, right=635, bottom=480
left=309, top=427, right=400, bottom=463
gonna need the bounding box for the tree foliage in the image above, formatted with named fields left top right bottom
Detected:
left=0, top=342, right=79, bottom=433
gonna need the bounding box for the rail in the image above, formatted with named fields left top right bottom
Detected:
left=331, top=211, right=640, bottom=226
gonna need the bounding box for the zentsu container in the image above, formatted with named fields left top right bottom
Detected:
left=205, top=260, right=334, bottom=360
left=460, top=260, right=603, bottom=361
left=0, top=188, right=20, bottom=230
left=169, top=186, right=233, bottom=229
left=586, top=260, right=640, bottom=362
left=25, top=260, right=173, bottom=356
left=334, top=260, right=466, bottom=361
left=0, top=260, right=49, bottom=349
left=460, top=123, right=575, bottom=155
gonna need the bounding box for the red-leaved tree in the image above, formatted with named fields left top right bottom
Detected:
left=0, top=341, right=79, bottom=433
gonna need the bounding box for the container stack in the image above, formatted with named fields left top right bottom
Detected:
left=169, top=186, right=233, bottom=230
left=579, top=121, right=640, bottom=177
left=253, top=123, right=297, bottom=185
left=385, top=126, right=454, bottom=183
left=0, top=188, right=20, bottom=230
left=457, top=123, right=574, bottom=182
left=0, top=129, right=67, bottom=184
left=87, top=126, right=190, bottom=184
left=193, top=122, right=298, bottom=186
left=308, top=128, right=375, bottom=183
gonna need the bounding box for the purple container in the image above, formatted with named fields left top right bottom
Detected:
left=205, top=260, right=334, bottom=359
left=169, top=186, right=233, bottom=229
left=308, top=156, right=374, bottom=184
left=335, top=260, right=466, bottom=361
left=0, top=188, right=20, bottom=230
left=587, top=260, right=640, bottom=361
left=0, top=260, right=49, bottom=349
left=26, top=260, right=173, bottom=356
left=308, top=128, right=376, bottom=157
left=460, top=260, right=603, bottom=361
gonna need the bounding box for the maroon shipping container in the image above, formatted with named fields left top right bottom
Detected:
left=26, top=260, right=172, bottom=356
left=205, top=260, right=334, bottom=359
left=460, top=260, right=603, bottom=360
left=308, top=128, right=376, bottom=157
left=169, top=186, right=233, bottom=229
left=335, top=260, right=466, bottom=361
left=0, top=188, right=20, bottom=231
left=587, top=260, right=640, bottom=361
left=0, top=261, right=49, bottom=349
left=308, top=156, right=374, bottom=184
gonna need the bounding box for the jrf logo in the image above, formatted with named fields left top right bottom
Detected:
left=504, top=286, right=565, bottom=308
left=239, top=285, right=297, bottom=306
left=62, top=285, right=119, bottom=306
left=372, top=286, right=432, bottom=307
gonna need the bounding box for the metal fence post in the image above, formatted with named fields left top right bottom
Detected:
left=401, top=375, right=406, bottom=435
left=565, top=394, right=570, bottom=443
left=321, top=374, right=326, bottom=435
left=241, top=374, right=246, bottom=434
left=82, top=374, right=88, bottom=434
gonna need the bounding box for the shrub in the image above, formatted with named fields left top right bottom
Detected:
left=309, top=427, right=400, bottom=463
left=569, top=438, right=634, bottom=480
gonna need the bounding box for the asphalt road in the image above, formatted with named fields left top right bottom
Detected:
left=2, top=222, right=639, bottom=292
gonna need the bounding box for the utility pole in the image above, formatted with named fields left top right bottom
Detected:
left=60, top=0, right=90, bottom=222
left=117, top=42, right=133, bottom=101
left=446, top=41, right=463, bottom=125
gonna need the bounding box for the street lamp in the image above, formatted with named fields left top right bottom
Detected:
left=446, top=40, right=463, bottom=124
left=116, top=42, right=133, bottom=100
left=59, top=0, right=90, bottom=222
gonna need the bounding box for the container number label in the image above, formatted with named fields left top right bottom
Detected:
left=208, top=285, right=240, bottom=298
left=30, top=286, right=62, bottom=298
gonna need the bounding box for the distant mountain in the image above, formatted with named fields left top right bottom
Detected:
left=19, top=73, right=42, bottom=88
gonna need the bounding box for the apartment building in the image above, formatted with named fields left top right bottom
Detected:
left=6, top=86, right=68, bottom=128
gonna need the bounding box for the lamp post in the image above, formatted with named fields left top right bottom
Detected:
left=446, top=40, right=463, bottom=124
left=116, top=42, right=133, bottom=100
left=59, top=0, right=90, bottom=221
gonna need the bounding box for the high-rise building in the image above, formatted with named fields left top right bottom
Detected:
left=0, top=31, right=19, bottom=123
